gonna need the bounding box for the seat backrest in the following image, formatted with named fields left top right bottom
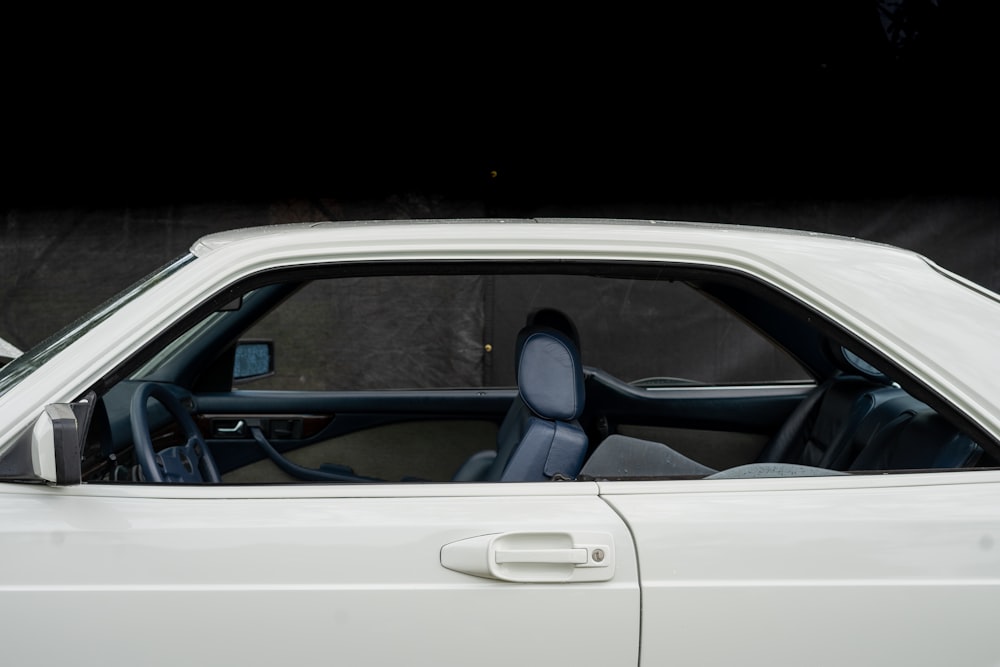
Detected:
left=850, top=410, right=982, bottom=471
left=486, top=326, right=588, bottom=481
left=756, top=376, right=891, bottom=468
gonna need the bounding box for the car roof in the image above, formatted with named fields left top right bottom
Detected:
left=191, top=218, right=892, bottom=254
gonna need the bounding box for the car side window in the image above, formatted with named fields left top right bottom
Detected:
left=238, top=275, right=487, bottom=390
left=237, top=273, right=809, bottom=391
left=76, top=263, right=993, bottom=486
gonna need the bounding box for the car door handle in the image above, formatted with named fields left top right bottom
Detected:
left=441, top=531, right=614, bottom=583
left=494, top=547, right=588, bottom=565
left=215, top=420, right=246, bottom=435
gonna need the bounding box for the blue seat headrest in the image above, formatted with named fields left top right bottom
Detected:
left=516, top=327, right=585, bottom=421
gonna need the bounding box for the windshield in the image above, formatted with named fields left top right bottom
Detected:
left=0, top=254, right=196, bottom=398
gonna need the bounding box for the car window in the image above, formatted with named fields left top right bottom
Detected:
left=73, top=262, right=991, bottom=487
left=238, top=273, right=809, bottom=391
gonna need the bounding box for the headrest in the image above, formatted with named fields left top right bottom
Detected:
left=515, top=308, right=581, bottom=379
left=516, top=327, right=585, bottom=421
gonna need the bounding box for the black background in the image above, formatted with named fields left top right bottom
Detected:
left=2, top=2, right=998, bottom=352
left=4, top=2, right=996, bottom=209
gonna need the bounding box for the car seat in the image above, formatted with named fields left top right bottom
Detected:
left=453, top=323, right=588, bottom=482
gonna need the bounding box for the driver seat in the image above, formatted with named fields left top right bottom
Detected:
left=453, top=325, right=588, bottom=482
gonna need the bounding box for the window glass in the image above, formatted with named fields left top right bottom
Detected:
left=490, top=274, right=808, bottom=386
left=239, top=273, right=808, bottom=390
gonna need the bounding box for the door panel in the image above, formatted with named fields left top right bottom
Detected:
left=602, top=473, right=1000, bottom=666
left=219, top=420, right=497, bottom=482
left=0, top=482, right=639, bottom=667
left=194, top=389, right=515, bottom=479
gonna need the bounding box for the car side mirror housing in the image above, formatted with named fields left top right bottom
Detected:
left=30, top=404, right=83, bottom=485
left=233, top=339, right=275, bottom=383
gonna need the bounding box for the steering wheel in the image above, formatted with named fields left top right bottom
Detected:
left=130, top=382, right=221, bottom=483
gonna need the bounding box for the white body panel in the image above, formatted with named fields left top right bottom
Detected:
left=603, top=471, right=1000, bottom=666
left=0, top=482, right=639, bottom=666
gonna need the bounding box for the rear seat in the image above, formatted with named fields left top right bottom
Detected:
left=850, top=409, right=982, bottom=471
left=580, top=374, right=981, bottom=479
left=828, top=388, right=931, bottom=468
left=754, top=377, right=912, bottom=469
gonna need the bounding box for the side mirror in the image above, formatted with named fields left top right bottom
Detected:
left=233, top=339, right=275, bottom=383
left=30, top=404, right=83, bottom=485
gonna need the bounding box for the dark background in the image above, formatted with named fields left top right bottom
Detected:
left=2, top=1, right=997, bottom=352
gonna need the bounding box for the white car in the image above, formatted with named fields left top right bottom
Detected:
left=1, top=219, right=998, bottom=666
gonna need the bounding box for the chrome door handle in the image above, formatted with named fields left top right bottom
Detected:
left=212, top=419, right=246, bottom=437
left=216, top=420, right=245, bottom=434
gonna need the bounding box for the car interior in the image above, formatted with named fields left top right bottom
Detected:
left=72, top=260, right=998, bottom=485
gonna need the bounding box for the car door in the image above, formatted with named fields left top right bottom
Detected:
left=602, top=473, right=1000, bottom=666
left=0, top=480, right=639, bottom=667
left=193, top=387, right=513, bottom=482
